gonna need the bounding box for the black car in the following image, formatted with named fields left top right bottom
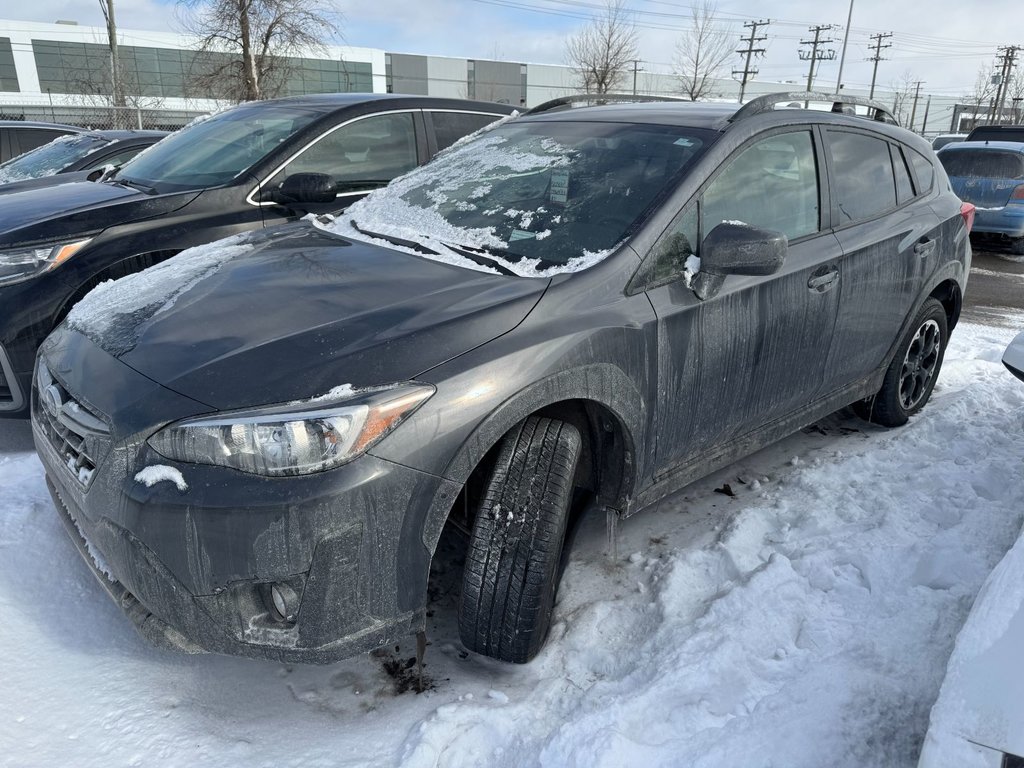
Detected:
left=0, top=120, right=82, bottom=163
left=33, top=92, right=971, bottom=665
left=0, top=94, right=514, bottom=416
left=0, top=129, right=168, bottom=190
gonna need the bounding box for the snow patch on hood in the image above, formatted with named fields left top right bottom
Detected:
left=66, top=232, right=255, bottom=355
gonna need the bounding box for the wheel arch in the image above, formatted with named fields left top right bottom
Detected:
left=413, top=364, right=646, bottom=584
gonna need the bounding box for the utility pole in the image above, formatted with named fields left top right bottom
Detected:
left=920, top=94, right=931, bottom=135
left=909, top=80, right=924, bottom=132
left=799, top=25, right=836, bottom=94
left=631, top=59, right=644, bottom=95
left=994, top=46, right=1019, bottom=123
left=866, top=31, right=892, bottom=100
left=98, top=0, right=126, bottom=127
left=733, top=19, right=770, bottom=103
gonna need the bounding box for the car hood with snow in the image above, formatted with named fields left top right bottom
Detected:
left=0, top=180, right=199, bottom=246
left=61, top=223, right=547, bottom=411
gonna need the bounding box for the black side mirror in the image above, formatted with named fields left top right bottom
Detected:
left=692, top=222, right=787, bottom=300
left=272, top=172, right=337, bottom=205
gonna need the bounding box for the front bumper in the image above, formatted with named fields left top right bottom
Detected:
left=33, top=330, right=457, bottom=663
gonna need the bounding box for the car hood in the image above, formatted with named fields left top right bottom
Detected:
left=67, top=224, right=548, bottom=411
left=0, top=170, right=91, bottom=196
left=0, top=180, right=200, bottom=246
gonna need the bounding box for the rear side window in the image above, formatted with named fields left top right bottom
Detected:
left=829, top=131, right=896, bottom=223
left=938, top=149, right=1024, bottom=180
left=431, top=111, right=500, bottom=152
left=909, top=150, right=935, bottom=193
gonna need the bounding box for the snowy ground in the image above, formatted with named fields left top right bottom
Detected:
left=2, top=317, right=1024, bottom=768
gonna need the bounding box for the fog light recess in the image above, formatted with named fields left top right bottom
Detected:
left=265, top=582, right=300, bottom=624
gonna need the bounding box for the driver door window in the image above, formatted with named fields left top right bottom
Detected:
left=275, top=112, right=418, bottom=195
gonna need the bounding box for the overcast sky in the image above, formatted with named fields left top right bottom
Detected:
left=7, top=0, right=1018, bottom=95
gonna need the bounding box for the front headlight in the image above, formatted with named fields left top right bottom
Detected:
left=0, top=239, right=92, bottom=286
left=147, top=383, right=434, bottom=476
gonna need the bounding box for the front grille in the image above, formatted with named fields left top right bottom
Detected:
left=34, top=362, right=111, bottom=489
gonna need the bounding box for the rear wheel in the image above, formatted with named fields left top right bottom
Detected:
left=1009, top=236, right=1024, bottom=256
left=458, top=416, right=582, bottom=663
left=854, top=298, right=948, bottom=427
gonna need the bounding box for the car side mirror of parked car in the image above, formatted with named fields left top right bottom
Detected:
left=692, top=222, right=787, bottom=300
left=272, top=173, right=338, bottom=205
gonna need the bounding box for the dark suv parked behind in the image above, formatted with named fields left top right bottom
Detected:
left=0, top=94, right=513, bottom=416
left=35, top=93, right=971, bottom=665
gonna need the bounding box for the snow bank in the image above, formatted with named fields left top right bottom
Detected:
left=1, top=320, right=1024, bottom=766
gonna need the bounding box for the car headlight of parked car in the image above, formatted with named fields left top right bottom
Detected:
left=0, top=238, right=92, bottom=286
left=148, top=383, right=435, bottom=476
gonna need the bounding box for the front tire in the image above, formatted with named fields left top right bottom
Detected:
left=458, top=416, right=582, bottom=663
left=855, top=297, right=948, bottom=427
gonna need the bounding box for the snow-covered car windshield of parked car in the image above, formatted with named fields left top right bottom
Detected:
left=339, top=121, right=711, bottom=276
left=116, top=105, right=322, bottom=193
left=0, top=133, right=111, bottom=183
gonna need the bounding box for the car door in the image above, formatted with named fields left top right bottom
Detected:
left=257, top=110, right=427, bottom=223
left=822, top=129, right=939, bottom=389
left=641, top=128, right=843, bottom=476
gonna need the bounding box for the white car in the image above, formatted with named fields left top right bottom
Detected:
left=917, top=332, right=1024, bottom=767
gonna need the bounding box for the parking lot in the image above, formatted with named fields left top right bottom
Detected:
left=961, top=247, right=1024, bottom=326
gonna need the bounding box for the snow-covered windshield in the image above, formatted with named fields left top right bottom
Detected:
left=0, top=133, right=110, bottom=183
left=117, top=104, right=322, bottom=193
left=335, top=120, right=711, bottom=276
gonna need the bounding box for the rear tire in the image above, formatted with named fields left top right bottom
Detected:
left=458, top=416, right=582, bottom=663
left=854, top=298, right=948, bottom=427
left=1010, top=236, right=1024, bottom=256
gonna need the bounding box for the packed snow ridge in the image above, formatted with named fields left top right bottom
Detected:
left=134, top=465, right=188, bottom=492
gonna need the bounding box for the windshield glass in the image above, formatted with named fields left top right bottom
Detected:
left=0, top=134, right=110, bottom=183
left=334, top=120, right=712, bottom=276
left=117, top=105, right=323, bottom=192
left=939, top=149, right=1024, bottom=179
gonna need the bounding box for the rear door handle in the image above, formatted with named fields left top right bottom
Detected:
left=914, top=238, right=936, bottom=257
left=808, top=267, right=839, bottom=292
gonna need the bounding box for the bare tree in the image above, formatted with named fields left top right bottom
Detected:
left=565, top=0, right=638, bottom=94
left=178, top=0, right=342, bottom=102
left=889, top=69, right=916, bottom=126
left=673, top=0, right=733, bottom=101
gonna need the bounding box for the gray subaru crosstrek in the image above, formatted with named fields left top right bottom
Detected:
left=33, top=93, right=972, bottom=665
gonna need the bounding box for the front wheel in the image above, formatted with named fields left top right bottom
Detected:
left=854, top=297, right=948, bottom=427
left=458, top=416, right=582, bottom=663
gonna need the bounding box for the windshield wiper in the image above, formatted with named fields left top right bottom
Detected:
left=351, top=224, right=441, bottom=256
left=110, top=176, right=157, bottom=195
left=439, top=242, right=518, bottom=276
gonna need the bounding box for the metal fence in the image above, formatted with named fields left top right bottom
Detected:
left=0, top=104, right=210, bottom=131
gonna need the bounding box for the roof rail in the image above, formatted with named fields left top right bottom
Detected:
left=729, top=91, right=899, bottom=126
left=525, top=93, right=689, bottom=115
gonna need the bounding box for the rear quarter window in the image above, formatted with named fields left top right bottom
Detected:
left=938, top=150, right=1024, bottom=180
left=908, top=149, right=936, bottom=193
left=430, top=111, right=503, bottom=152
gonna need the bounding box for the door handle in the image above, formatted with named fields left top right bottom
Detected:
left=914, top=238, right=936, bottom=257
left=808, top=267, right=839, bottom=292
